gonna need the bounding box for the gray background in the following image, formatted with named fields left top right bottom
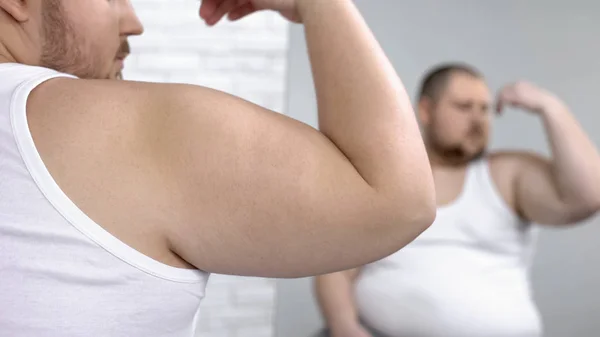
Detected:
left=275, top=1, right=600, bottom=337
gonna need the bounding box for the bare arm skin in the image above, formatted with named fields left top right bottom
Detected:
left=28, top=0, right=435, bottom=278
left=315, top=269, right=369, bottom=337
left=166, top=0, right=436, bottom=277
left=495, top=82, right=600, bottom=225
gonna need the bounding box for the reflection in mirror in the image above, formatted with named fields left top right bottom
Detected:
left=276, top=1, right=600, bottom=337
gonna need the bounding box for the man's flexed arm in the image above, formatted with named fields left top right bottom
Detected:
left=496, top=82, right=600, bottom=225
left=136, top=0, right=435, bottom=277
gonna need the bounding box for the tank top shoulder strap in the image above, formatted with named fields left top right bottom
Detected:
left=5, top=64, right=208, bottom=283
left=462, top=156, right=518, bottom=217
left=0, top=63, right=75, bottom=85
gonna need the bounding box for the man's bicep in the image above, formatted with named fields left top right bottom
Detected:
left=514, top=153, right=572, bottom=225
left=145, top=85, right=383, bottom=277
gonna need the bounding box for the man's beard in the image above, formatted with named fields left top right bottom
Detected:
left=429, top=133, right=486, bottom=165
left=39, top=0, right=100, bottom=79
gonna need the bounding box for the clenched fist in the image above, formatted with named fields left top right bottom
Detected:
left=199, top=0, right=304, bottom=25
left=495, top=81, right=563, bottom=115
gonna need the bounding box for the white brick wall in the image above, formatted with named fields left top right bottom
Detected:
left=124, top=1, right=290, bottom=336
left=196, top=275, right=277, bottom=337
left=125, top=0, right=289, bottom=113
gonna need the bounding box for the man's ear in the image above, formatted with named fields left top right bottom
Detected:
left=0, top=0, right=30, bottom=22
left=417, top=97, right=434, bottom=126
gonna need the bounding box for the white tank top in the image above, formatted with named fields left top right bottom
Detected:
left=0, top=64, right=209, bottom=337
left=355, top=159, right=542, bottom=337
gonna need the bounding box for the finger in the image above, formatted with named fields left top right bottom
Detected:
left=495, top=89, right=514, bottom=115
left=496, top=99, right=506, bottom=115
left=495, top=91, right=505, bottom=114
left=200, top=0, right=220, bottom=20
left=228, top=2, right=258, bottom=21
left=495, top=92, right=504, bottom=114
left=206, top=0, right=239, bottom=26
left=206, top=0, right=235, bottom=25
left=497, top=94, right=524, bottom=115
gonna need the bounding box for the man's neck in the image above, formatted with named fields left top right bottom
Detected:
left=427, top=149, right=470, bottom=169
left=427, top=151, right=446, bottom=167
left=0, top=19, right=35, bottom=66
left=0, top=40, right=17, bottom=64
left=427, top=147, right=452, bottom=166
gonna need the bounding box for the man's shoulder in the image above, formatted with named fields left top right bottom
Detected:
left=486, top=150, right=549, bottom=193
left=29, top=78, right=180, bottom=113
left=487, top=150, right=548, bottom=172
left=26, top=78, right=232, bottom=136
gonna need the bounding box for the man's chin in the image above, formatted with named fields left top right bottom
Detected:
left=441, top=148, right=486, bottom=165
left=468, top=150, right=486, bottom=162
left=108, top=68, right=124, bottom=80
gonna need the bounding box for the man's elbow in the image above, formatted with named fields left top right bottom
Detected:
left=390, top=182, right=437, bottom=237
left=558, top=198, right=600, bottom=225
left=574, top=198, right=600, bottom=221
left=373, top=196, right=436, bottom=258
left=423, top=201, right=437, bottom=228
left=412, top=192, right=437, bottom=233
left=584, top=193, right=600, bottom=213
left=411, top=175, right=437, bottom=230
left=572, top=186, right=600, bottom=212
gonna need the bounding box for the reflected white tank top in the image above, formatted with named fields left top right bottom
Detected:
left=0, top=64, right=209, bottom=337
left=355, top=159, right=542, bottom=337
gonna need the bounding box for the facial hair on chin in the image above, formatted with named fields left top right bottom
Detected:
left=431, top=135, right=485, bottom=165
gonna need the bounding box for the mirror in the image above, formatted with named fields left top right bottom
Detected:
left=275, top=1, right=600, bottom=337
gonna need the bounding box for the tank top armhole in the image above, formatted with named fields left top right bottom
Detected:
left=475, top=157, right=525, bottom=222
left=478, top=158, right=540, bottom=268
left=9, top=69, right=209, bottom=285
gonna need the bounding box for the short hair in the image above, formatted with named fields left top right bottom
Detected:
left=417, top=63, right=483, bottom=103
